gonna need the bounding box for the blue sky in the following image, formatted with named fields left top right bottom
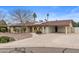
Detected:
left=0, top=6, right=79, bottom=22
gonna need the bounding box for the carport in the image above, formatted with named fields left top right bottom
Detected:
left=41, top=20, right=74, bottom=34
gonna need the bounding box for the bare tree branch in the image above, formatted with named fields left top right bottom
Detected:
left=10, top=9, right=33, bottom=23
left=9, top=9, right=33, bottom=33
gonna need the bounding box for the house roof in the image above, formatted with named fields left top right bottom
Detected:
left=41, top=20, right=73, bottom=26
left=9, top=22, right=35, bottom=27
left=26, top=20, right=74, bottom=26
left=9, top=20, right=74, bottom=27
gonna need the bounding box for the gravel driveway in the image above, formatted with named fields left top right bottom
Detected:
left=0, top=33, right=79, bottom=53
left=0, top=32, right=32, bottom=40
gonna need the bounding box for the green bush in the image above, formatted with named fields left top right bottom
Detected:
left=0, top=36, right=15, bottom=43
left=0, top=28, right=7, bottom=32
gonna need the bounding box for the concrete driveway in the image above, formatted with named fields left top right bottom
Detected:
left=0, top=33, right=79, bottom=53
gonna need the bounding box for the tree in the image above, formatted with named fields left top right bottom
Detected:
left=44, top=19, right=47, bottom=22
left=73, top=22, right=79, bottom=27
left=0, top=20, right=8, bottom=32
left=33, top=13, right=37, bottom=21
left=39, top=20, right=43, bottom=22
left=46, top=13, right=49, bottom=21
left=10, top=9, right=33, bottom=23
left=0, top=11, right=7, bottom=32
left=10, top=9, right=33, bottom=33
left=76, top=22, right=79, bottom=27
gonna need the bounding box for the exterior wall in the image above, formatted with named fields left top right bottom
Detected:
left=7, top=26, right=10, bottom=32
left=15, top=27, right=21, bottom=33
left=9, top=26, right=30, bottom=33
left=74, top=27, right=79, bottom=33
left=43, top=21, right=74, bottom=34
left=44, top=26, right=73, bottom=34
left=45, top=26, right=66, bottom=33
left=43, top=26, right=66, bottom=33
left=71, top=27, right=75, bottom=33
left=42, top=27, right=45, bottom=33
left=31, top=27, right=42, bottom=33
left=67, top=26, right=71, bottom=33
left=56, top=26, right=73, bottom=33
left=66, top=26, right=74, bottom=33
left=65, top=26, right=71, bottom=34
left=69, top=21, right=73, bottom=27
left=49, top=26, right=55, bottom=33
left=44, top=26, right=55, bottom=33
left=68, top=21, right=74, bottom=33
left=58, top=27, right=65, bottom=33
left=44, top=27, right=49, bottom=33
left=57, top=26, right=74, bottom=33
left=9, top=25, right=74, bottom=34
left=10, top=27, right=15, bottom=33
left=25, top=27, right=30, bottom=32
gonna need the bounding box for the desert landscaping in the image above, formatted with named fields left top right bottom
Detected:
left=0, top=33, right=32, bottom=40
left=0, top=6, right=79, bottom=53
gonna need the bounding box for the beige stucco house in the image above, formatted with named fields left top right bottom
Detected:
left=8, top=20, right=74, bottom=34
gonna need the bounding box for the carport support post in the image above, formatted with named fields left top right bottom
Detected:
left=32, top=27, right=34, bottom=32
left=7, top=26, right=10, bottom=32
left=42, top=27, right=45, bottom=33
left=65, top=26, right=67, bottom=34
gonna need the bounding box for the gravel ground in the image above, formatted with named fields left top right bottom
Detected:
left=0, top=32, right=32, bottom=40
left=0, top=33, right=79, bottom=53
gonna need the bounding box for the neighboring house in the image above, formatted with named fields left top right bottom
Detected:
left=8, top=20, right=75, bottom=34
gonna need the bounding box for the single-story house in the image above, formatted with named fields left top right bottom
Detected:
left=8, top=20, right=75, bottom=34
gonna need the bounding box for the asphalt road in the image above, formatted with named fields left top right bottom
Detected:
left=0, top=47, right=79, bottom=53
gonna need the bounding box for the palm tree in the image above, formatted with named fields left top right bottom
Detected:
left=46, top=13, right=49, bottom=21
left=44, top=19, right=47, bottom=22
left=33, top=13, right=37, bottom=21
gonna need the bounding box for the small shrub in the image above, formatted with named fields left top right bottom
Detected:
left=36, top=30, right=42, bottom=34
left=0, top=28, right=7, bottom=32
left=0, top=36, right=15, bottom=43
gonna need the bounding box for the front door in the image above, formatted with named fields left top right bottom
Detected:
left=55, top=26, right=58, bottom=32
